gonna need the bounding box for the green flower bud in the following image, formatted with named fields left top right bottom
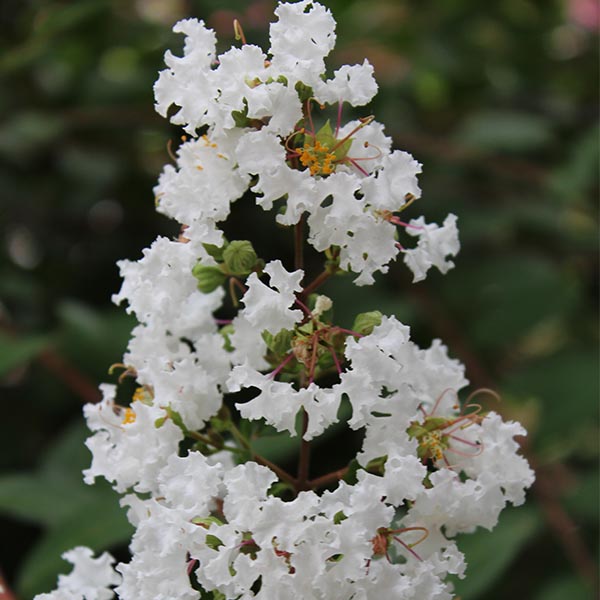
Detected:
left=202, top=239, right=228, bottom=262
left=223, top=240, right=258, bottom=275
left=192, top=264, right=226, bottom=293
left=352, top=311, right=383, bottom=336
left=262, top=328, right=293, bottom=356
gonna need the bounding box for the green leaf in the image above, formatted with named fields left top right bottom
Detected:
left=564, top=470, right=600, bottom=522
left=0, top=332, right=48, bottom=378
left=441, top=256, right=579, bottom=353
left=534, top=575, right=592, bottom=600
left=451, top=506, right=542, bottom=599
left=40, top=420, right=90, bottom=479
left=503, top=350, right=599, bottom=444
left=0, top=473, right=98, bottom=526
left=17, top=491, right=132, bottom=598
left=457, top=110, right=554, bottom=152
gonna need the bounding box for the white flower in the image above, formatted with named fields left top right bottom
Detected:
left=403, top=214, right=460, bottom=282
left=269, top=0, right=336, bottom=87
left=34, top=547, right=120, bottom=600
left=314, top=60, right=378, bottom=107
left=240, top=259, right=303, bottom=334
left=154, top=134, right=249, bottom=236
left=228, top=363, right=341, bottom=439
left=35, top=3, right=536, bottom=599
left=154, top=19, right=217, bottom=134
left=83, top=385, right=183, bottom=493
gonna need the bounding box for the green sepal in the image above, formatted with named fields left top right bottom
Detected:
left=352, top=311, right=383, bottom=336
left=223, top=240, right=258, bottom=276
left=365, top=455, right=387, bottom=475
left=192, top=264, right=227, bottom=293
left=219, top=324, right=235, bottom=353
left=423, top=416, right=449, bottom=431
left=232, top=99, right=250, bottom=128
left=203, top=239, right=228, bottom=262
left=333, top=510, right=347, bottom=525
left=164, top=406, right=187, bottom=431
left=407, top=422, right=427, bottom=439
left=315, top=120, right=336, bottom=148
left=192, top=516, right=224, bottom=528
left=295, top=81, right=314, bottom=103
left=205, top=534, right=224, bottom=551
left=327, top=553, right=344, bottom=562
left=262, top=328, right=293, bottom=356
left=297, top=321, right=315, bottom=336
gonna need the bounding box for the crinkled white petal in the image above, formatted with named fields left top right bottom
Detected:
left=83, top=386, right=183, bottom=494
left=314, top=60, right=378, bottom=107
left=240, top=260, right=303, bottom=334
left=35, top=547, right=120, bottom=600
left=154, top=19, right=217, bottom=134
left=269, top=0, right=336, bottom=87
left=403, top=214, right=460, bottom=282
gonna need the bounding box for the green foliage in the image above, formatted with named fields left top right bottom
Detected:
left=451, top=507, right=542, bottom=599
left=0, top=422, right=132, bottom=597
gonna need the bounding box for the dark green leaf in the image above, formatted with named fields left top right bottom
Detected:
left=0, top=333, right=48, bottom=378
left=451, top=506, right=542, bottom=599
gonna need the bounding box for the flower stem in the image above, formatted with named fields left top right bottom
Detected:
left=308, top=466, right=349, bottom=490
left=301, top=269, right=333, bottom=298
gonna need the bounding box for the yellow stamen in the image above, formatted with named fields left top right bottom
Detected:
left=299, top=141, right=337, bottom=177
left=122, top=407, right=136, bottom=425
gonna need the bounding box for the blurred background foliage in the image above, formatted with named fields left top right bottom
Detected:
left=0, top=0, right=597, bottom=598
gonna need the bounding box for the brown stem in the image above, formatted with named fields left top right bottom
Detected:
left=301, top=269, right=333, bottom=299
left=296, top=409, right=311, bottom=491
left=253, top=454, right=297, bottom=488
left=308, top=466, right=349, bottom=490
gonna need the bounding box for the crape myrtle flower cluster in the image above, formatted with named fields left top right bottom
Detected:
left=37, top=2, right=534, bottom=599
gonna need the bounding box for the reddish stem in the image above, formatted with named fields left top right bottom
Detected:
left=308, top=466, right=349, bottom=490
left=301, top=269, right=333, bottom=299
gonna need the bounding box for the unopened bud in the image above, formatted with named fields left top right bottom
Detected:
left=223, top=240, right=258, bottom=275
left=352, top=311, right=382, bottom=336
left=192, top=263, right=226, bottom=293
left=263, top=328, right=293, bottom=356
left=312, top=295, right=333, bottom=318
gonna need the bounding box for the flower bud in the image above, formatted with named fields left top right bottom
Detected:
left=192, top=263, right=226, bottom=293
left=223, top=240, right=258, bottom=275
left=262, top=328, right=293, bottom=356
left=203, top=239, right=228, bottom=262
left=352, top=310, right=383, bottom=335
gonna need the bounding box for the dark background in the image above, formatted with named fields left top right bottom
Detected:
left=0, top=0, right=598, bottom=598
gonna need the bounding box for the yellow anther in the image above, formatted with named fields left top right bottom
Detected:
left=122, top=407, right=136, bottom=425
left=201, top=134, right=217, bottom=148
left=421, top=430, right=446, bottom=462
left=299, top=142, right=337, bottom=177
left=196, top=165, right=204, bottom=171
